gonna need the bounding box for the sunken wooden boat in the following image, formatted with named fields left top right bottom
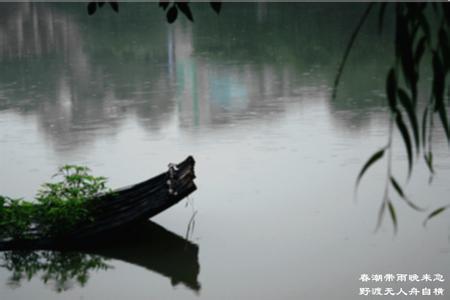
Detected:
left=0, top=156, right=196, bottom=250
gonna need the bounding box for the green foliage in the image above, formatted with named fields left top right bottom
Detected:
left=0, top=166, right=111, bottom=239
left=355, top=148, right=385, bottom=189
left=35, top=165, right=109, bottom=236
left=342, top=3, right=450, bottom=231
left=0, top=197, right=36, bottom=239
left=390, top=176, right=424, bottom=211
left=378, top=3, right=450, bottom=229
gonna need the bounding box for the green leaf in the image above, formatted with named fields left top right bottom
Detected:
left=375, top=199, right=387, bottom=231
left=421, top=106, right=428, bottom=151
left=423, top=206, right=449, bottom=226
left=396, top=112, right=413, bottom=178
left=433, top=52, right=450, bottom=141
left=432, top=52, right=445, bottom=112
left=388, top=200, right=397, bottom=233
left=424, top=152, right=434, bottom=174
left=356, top=149, right=385, bottom=189
left=398, top=88, right=420, bottom=153
left=390, top=176, right=404, bottom=198
left=386, top=68, right=397, bottom=111
left=176, top=2, right=193, bottom=22
left=210, top=2, right=222, bottom=15
left=166, top=5, right=178, bottom=23
left=109, top=1, right=119, bottom=13
left=437, top=101, right=450, bottom=142
left=396, top=11, right=416, bottom=97
left=414, top=36, right=427, bottom=69
left=443, top=3, right=450, bottom=27
left=87, top=2, right=97, bottom=16
left=431, top=52, right=448, bottom=142
left=159, top=1, right=169, bottom=10
left=439, top=28, right=450, bottom=69
left=390, top=176, right=424, bottom=211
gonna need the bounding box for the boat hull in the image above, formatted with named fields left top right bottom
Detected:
left=0, top=156, right=197, bottom=250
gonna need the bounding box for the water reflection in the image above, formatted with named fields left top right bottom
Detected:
left=0, top=221, right=201, bottom=292
left=1, top=3, right=450, bottom=300
left=1, top=250, right=111, bottom=292
left=0, top=2, right=394, bottom=155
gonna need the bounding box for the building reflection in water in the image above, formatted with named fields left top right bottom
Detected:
left=0, top=3, right=392, bottom=153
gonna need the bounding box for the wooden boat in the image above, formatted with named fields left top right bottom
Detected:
left=0, top=156, right=197, bottom=250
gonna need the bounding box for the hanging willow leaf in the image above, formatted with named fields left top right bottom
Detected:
left=421, top=106, right=429, bottom=151
left=432, top=53, right=449, bottom=142
left=109, top=1, right=119, bottom=13
left=210, top=2, right=222, bottom=15
left=433, top=52, right=445, bottom=112
left=414, top=36, right=427, bottom=69
left=388, top=200, right=398, bottom=233
left=396, top=10, right=416, bottom=96
left=177, top=2, right=193, bottom=22
left=159, top=1, right=170, bottom=10
left=166, top=5, right=178, bottom=23
left=439, top=28, right=450, bottom=69
left=438, top=103, right=450, bottom=142
left=443, top=3, right=450, bottom=27
left=396, top=112, right=413, bottom=178
left=356, top=149, right=385, bottom=189
left=424, top=152, right=434, bottom=174
left=390, top=176, right=424, bottom=211
left=423, top=206, right=449, bottom=226
left=398, top=88, right=420, bottom=152
left=390, top=176, right=404, bottom=197
left=87, top=2, right=97, bottom=15
left=375, top=199, right=387, bottom=231
left=332, top=2, right=374, bottom=100
left=394, top=6, right=402, bottom=58
left=386, top=68, right=397, bottom=111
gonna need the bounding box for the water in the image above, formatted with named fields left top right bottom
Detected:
left=0, top=3, right=449, bottom=299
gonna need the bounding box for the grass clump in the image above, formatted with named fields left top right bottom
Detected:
left=0, top=165, right=111, bottom=240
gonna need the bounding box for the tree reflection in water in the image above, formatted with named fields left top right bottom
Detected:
left=0, top=221, right=201, bottom=293
left=1, top=250, right=111, bottom=292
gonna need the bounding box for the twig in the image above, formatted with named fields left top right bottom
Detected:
left=332, top=2, right=375, bottom=100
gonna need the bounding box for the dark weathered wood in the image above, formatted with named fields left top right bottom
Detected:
left=0, top=156, right=196, bottom=250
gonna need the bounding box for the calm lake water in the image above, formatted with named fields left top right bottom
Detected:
left=0, top=3, right=450, bottom=299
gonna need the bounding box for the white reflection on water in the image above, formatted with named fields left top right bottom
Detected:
left=0, top=3, right=450, bottom=300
